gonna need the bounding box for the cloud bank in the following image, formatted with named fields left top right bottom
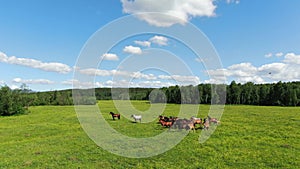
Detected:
left=207, top=53, right=300, bottom=84
left=0, top=52, right=71, bottom=74
left=121, top=0, right=216, bottom=27
left=13, top=78, right=55, bottom=84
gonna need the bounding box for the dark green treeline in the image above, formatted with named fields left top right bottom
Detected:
left=150, top=81, right=300, bottom=106
left=1, top=81, right=299, bottom=115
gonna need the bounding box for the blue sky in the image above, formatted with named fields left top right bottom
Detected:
left=1, top=0, right=300, bottom=91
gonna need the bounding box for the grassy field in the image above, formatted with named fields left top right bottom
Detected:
left=0, top=100, right=299, bottom=168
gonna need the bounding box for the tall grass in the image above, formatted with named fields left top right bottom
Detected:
left=0, top=101, right=299, bottom=168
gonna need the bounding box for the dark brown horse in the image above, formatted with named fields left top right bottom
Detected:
left=158, top=115, right=178, bottom=122
left=110, top=112, right=120, bottom=120
left=171, top=118, right=195, bottom=132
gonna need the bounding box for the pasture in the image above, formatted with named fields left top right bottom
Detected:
left=0, top=100, right=299, bottom=168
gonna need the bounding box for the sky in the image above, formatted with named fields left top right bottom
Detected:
left=0, top=0, right=300, bottom=91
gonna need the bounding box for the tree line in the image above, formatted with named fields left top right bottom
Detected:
left=76, top=81, right=300, bottom=106
left=226, top=81, right=300, bottom=106
left=0, top=85, right=74, bottom=116
left=1, top=81, right=299, bottom=116
left=150, top=81, right=300, bottom=106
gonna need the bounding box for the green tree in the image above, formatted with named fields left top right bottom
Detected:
left=227, top=81, right=241, bottom=104
left=259, top=84, right=270, bottom=105
left=200, top=84, right=211, bottom=104
left=0, top=86, right=27, bottom=116
left=270, top=81, right=285, bottom=106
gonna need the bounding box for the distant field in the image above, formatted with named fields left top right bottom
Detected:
left=0, top=101, right=299, bottom=168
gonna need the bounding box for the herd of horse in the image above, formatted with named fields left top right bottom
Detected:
left=109, top=112, right=219, bottom=132
left=158, top=115, right=219, bottom=131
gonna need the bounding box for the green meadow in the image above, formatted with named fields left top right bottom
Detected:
left=0, top=101, right=299, bottom=168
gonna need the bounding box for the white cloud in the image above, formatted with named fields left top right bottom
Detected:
left=104, top=79, right=176, bottom=88
left=283, top=53, right=300, bottom=65
left=236, top=76, right=265, bottom=84
left=134, top=40, right=151, bottom=47
left=0, top=52, right=7, bottom=61
left=206, top=68, right=228, bottom=77
left=134, top=80, right=176, bottom=88
left=226, top=0, right=240, bottom=4
left=78, top=67, right=201, bottom=86
left=258, top=62, right=299, bottom=82
left=81, top=68, right=199, bottom=84
left=101, top=53, right=119, bottom=61
left=228, top=62, right=257, bottom=77
left=78, top=68, right=158, bottom=80
left=149, top=35, right=168, bottom=46
left=275, top=52, right=284, bottom=57
left=206, top=63, right=259, bottom=83
left=10, top=85, right=20, bottom=90
left=265, top=52, right=284, bottom=58
left=12, top=78, right=55, bottom=84
left=204, top=78, right=227, bottom=84
left=206, top=53, right=300, bottom=84
left=79, top=68, right=131, bottom=77
left=158, top=75, right=200, bottom=85
left=131, top=72, right=157, bottom=80
left=12, top=78, right=22, bottom=83
left=0, top=52, right=71, bottom=74
left=121, top=0, right=216, bottom=27
left=195, top=57, right=204, bottom=63
left=0, top=80, right=5, bottom=86
left=105, top=79, right=132, bottom=88
left=264, top=53, right=273, bottom=58
left=62, top=79, right=104, bottom=89
left=258, top=63, right=286, bottom=75
left=123, top=45, right=143, bottom=55
left=80, top=68, right=116, bottom=76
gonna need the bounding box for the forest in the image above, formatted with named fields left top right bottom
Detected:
left=0, top=81, right=299, bottom=116
left=149, top=81, right=300, bottom=106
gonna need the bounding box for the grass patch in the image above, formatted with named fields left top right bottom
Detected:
left=0, top=101, right=299, bottom=168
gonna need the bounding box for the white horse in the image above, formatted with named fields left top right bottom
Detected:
left=131, top=114, right=142, bottom=123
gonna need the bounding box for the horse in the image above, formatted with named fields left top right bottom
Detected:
left=169, top=116, right=178, bottom=121
left=131, top=114, right=142, bottom=123
left=186, top=120, right=196, bottom=132
left=178, top=119, right=195, bottom=132
left=172, top=118, right=195, bottom=132
left=158, top=115, right=177, bottom=123
left=159, top=115, right=169, bottom=122
left=207, top=116, right=220, bottom=125
left=109, top=112, right=120, bottom=120
left=203, top=118, right=210, bottom=130
left=191, top=116, right=202, bottom=125
left=172, top=118, right=186, bottom=129
left=159, top=119, right=174, bottom=127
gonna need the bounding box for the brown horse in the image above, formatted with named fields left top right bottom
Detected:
left=110, top=112, right=120, bottom=120
left=203, top=118, right=210, bottom=130
left=186, top=120, right=196, bottom=132
left=208, top=116, right=220, bottom=125
left=159, top=119, right=174, bottom=127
